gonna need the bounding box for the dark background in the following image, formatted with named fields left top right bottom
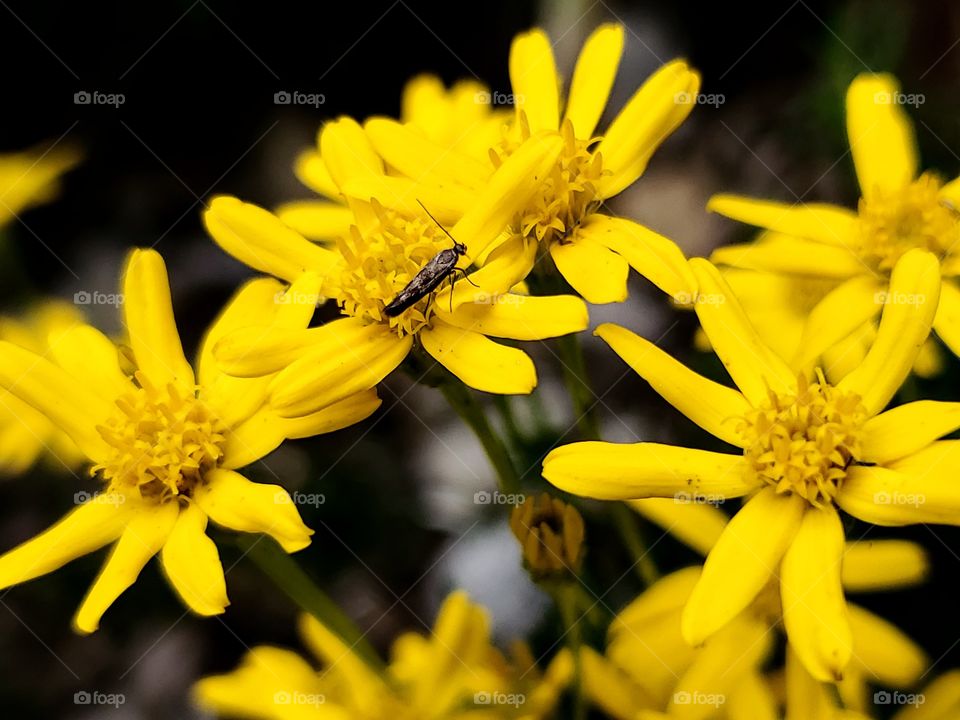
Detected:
left=0, top=0, right=958, bottom=717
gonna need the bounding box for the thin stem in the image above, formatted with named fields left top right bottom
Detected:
left=556, top=331, right=600, bottom=440
left=557, top=583, right=585, bottom=720
left=611, top=503, right=660, bottom=586
left=237, top=535, right=384, bottom=673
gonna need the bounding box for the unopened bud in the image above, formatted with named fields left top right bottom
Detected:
left=510, top=493, right=585, bottom=580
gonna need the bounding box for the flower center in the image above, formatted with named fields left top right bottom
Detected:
left=493, top=116, right=604, bottom=246
left=328, top=201, right=459, bottom=337
left=857, top=173, right=958, bottom=271
left=737, top=371, right=866, bottom=507
left=93, top=372, right=227, bottom=502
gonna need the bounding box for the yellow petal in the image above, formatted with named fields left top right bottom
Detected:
left=275, top=200, right=353, bottom=242
left=727, top=672, right=779, bottom=720
left=682, top=488, right=805, bottom=644
left=597, top=60, right=700, bottom=198
left=293, top=149, right=340, bottom=199
left=846, top=73, right=918, bottom=197
left=74, top=501, right=179, bottom=633
left=160, top=502, right=228, bottom=616
left=564, top=23, right=624, bottom=137
left=0, top=497, right=130, bottom=589
left=841, top=539, right=929, bottom=592
left=0, top=340, right=112, bottom=461
left=549, top=234, right=629, bottom=303
left=580, top=215, right=696, bottom=300
left=543, top=441, right=751, bottom=501
left=780, top=505, right=851, bottom=682
left=438, top=234, right=537, bottom=312
left=707, top=195, right=858, bottom=246
left=862, top=400, right=960, bottom=464
left=195, top=469, right=313, bottom=553
left=577, top=646, right=655, bottom=719
left=837, top=461, right=960, bottom=526
left=436, top=291, right=587, bottom=340
left=892, top=669, right=960, bottom=720
left=711, top=234, right=869, bottom=279
left=318, top=116, right=384, bottom=187
left=848, top=603, right=926, bottom=687
left=932, top=279, right=960, bottom=357
left=339, top=172, right=472, bottom=222
left=121, top=248, right=195, bottom=387
left=47, top=324, right=132, bottom=400
left=611, top=566, right=701, bottom=633
left=596, top=323, right=751, bottom=447
left=298, top=614, right=387, bottom=700
left=838, top=249, right=941, bottom=414
left=509, top=29, right=560, bottom=133
left=420, top=321, right=536, bottom=394
left=628, top=499, right=728, bottom=557
left=204, top=195, right=338, bottom=283
left=688, top=258, right=795, bottom=404
left=784, top=645, right=836, bottom=720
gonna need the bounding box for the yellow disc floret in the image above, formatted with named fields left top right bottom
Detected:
left=738, top=371, right=867, bottom=507
left=93, top=372, right=226, bottom=502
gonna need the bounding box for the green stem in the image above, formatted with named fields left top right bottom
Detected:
left=491, top=395, right=524, bottom=450
left=557, top=583, right=586, bottom=720
left=441, top=381, right=521, bottom=494
left=611, top=503, right=660, bottom=587
left=556, top=332, right=600, bottom=440
left=237, top=535, right=384, bottom=672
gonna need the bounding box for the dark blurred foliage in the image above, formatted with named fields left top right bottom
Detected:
left=0, top=0, right=959, bottom=717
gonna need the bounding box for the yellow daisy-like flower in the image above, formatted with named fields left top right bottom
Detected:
left=0, top=249, right=380, bottom=632
left=0, top=145, right=79, bottom=227
left=0, top=300, right=87, bottom=473
left=363, top=24, right=700, bottom=305
left=543, top=249, right=960, bottom=681
left=194, top=591, right=569, bottom=720
left=205, top=126, right=588, bottom=403
left=708, top=72, right=960, bottom=369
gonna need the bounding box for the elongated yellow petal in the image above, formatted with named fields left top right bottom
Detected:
left=577, top=646, right=654, bottom=719
left=848, top=603, right=926, bottom=687
left=792, top=275, right=883, bottom=369
left=319, top=116, right=384, bottom=187
left=689, top=258, right=795, bottom=404
left=436, top=292, right=587, bottom=340
left=597, top=60, right=700, bottom=198
left=708, top=195, right=858, bottom=246
left=420, top=321, right=536, bottom=394
left=549, top=235, right=629, bottom=303
left=892, top=669, right=960, bottom=720
left=438, top=234, right=537, bottom=311
left=544, top=441, right=751, bottom=501
left=596, top=323, right=750, bottom=447
left=780, top=505, right=851, bottom=682
left=0, top=497, right=130, bottom=589
left=711, top=234, right=868, bottom=279
left=340, top=172, right=472, bottom=222
left=628, top=499, right=728, bottom=557
left=195, top=469, right=313, bottom=553
left=160, top=502, right=228, bottom=617
left=0, top=340, right=112, bottom=461
left=727, top=672, right=778, bottom=720
left=47, top=324, right=132, bottom=401
left=275, top=200, right=353, bottom=242
left=204, top=195, right=338, bottom=283
left=841, top=539, right=928, bottom=591
left=784, top=645, right=836, bottom=720
left=74, top=501, right=179, bottom=633
left=846, top=73, right=918, bottom=197
left=509, top=29, right=560, bottom=133
left=564, top=24, right=624, bottom=137
left=293, top=149, right=339, bottom=199
left=933, top=279, right=960, bottom=357
left=582, top=215, right=696, bottom=299
left=682, top=488, right=805, bottom=644
left=838, top=249, right=941, bottom=414
left=862, top=401, right=960, bottom=464
left=298, top=614, right=387, bottom=700
left=837, top=461, right=960, bottom=526
left=611, top=566, right=701, bottom=633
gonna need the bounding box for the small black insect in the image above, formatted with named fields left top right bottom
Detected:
left=384, top=201, right=474, bottom=317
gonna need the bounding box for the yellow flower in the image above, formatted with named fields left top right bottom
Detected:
left=0, top=249, right=380, bottom=632
left=543, top=249, right=960, bottom=681
left=708, top=72, right=960, bottom=370
left=194, top=591, right=569, bottom=719
left=204, top=127, right=588, bottom=403
left=363, top=24, right=699, bottom=305
left=0, top=300, right=87, bottom=473
left=0, top=144, right=79, bottom=227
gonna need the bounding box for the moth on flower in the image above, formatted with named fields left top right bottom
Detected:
left=0, top=249, right=380, bottom=632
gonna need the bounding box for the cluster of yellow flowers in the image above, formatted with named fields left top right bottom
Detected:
left=1, top=22, right=959, bottom=720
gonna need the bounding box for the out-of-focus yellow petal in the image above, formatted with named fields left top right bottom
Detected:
left=780, top=505, right=851, bottom=682
left=293, top=148, right=340, bottom=199
left=841, top=539, right=929, bottom=591
left=932, top=279, right=960, bottom=357
left=47, top=324, right=132, bottom=401
left=509, top=29, right=560, bottom=133
left=846, top=73, right=918, bottom=198
left=893, top=669, right=960, bottom=720
left=549, top=234, right=629, bottom=303
left=298, top=614, right=388, bottom=703
left=420, top=321, right=536, bottom=395
left=275, top=200, right=353, bottom=242
left=728, top=672, right=778, bottom=720
left=339, top=172, right=472, bottom=223
left=708, top=195, right=859, bottom=246
left=564, top=24, right=624, bottom=138
left=784, top=646, right=837, bottom=720
left=848, top=603, right=926, bottom=687
left=689, top=258, right=795, bottom=404
left=628, top=499, right=728, bottom=557
left=711, top=234, right=867, bottom=278
left=543, top=441, right=751, bottom=501
left=838, top=249, right=941, bottom=414
left=682, top=488, right=805, bottom=645
left=436, top=292, right=588, bottom=340
left=160, top=502, right=228, bottom=617
left=862, top=400, right=960, bottom=464
left=319, top=116, right=384, bottom=187
left=611, top=566, right=700, bottom=633
left=596, top=323, right=750, bottom=447
left=74, top=501, right=179, bottom=633
left=195, top=469, right=313, bottom=553
left=204, top=195, right=338, bottom=283
left=837, top=461, right=960, bottom=526
left=577, top=646, right=654, bottom=719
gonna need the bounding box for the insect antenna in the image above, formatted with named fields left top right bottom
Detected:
left=416, top=199, right=465, bottom=251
